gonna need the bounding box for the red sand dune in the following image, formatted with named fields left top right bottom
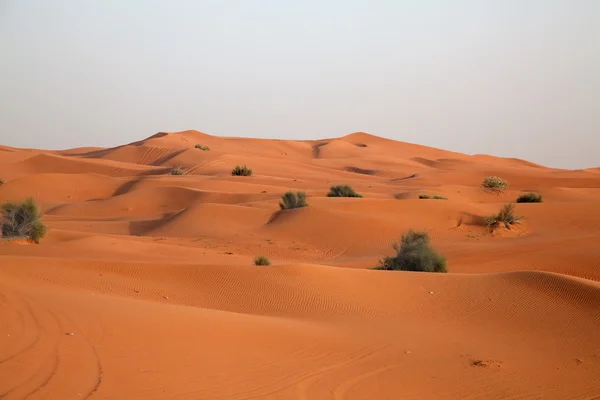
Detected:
left=1, top=130, right=599, bottom=399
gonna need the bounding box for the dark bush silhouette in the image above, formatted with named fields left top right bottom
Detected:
left=1, top=198, right=48, bottom=243
left=374, top=230, right=447, bottom=273
left=170, top=166, right=186, bottom=175
left=327, top=184, right=362, bottom=198
left=0, top=178, right=4, bottom=186
left=516, top=192, right=542, bottom=203
left=254, top=255, right=271, bottom=266
left=485, top=204, right=523, bottom=229
left=419, top=194, right=447, bottom=200
left=195, top=144, right=210, bottom=151
left=279, top=191, right=307, bottom=210
left=232, top=165, right=252, bottom=176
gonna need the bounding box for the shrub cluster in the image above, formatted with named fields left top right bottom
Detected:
left=327, top=185, right=362, bottom=198
left=374, top=230, right=447, bottom=273
left=195, top=144, right=210, bottom=151
left=170, top=166, right=186, bottom=175
left=482, top=176, right=509, bottom=191
left=254, top=255, right=271, bottom=266
left=231, top=165, right=252, bottom=176
left=516, top=193, right=542, bottom=203
left=485, top=204, right=523, bottom=229
left=1, top=198, right=48, bottom=243
left=279, top=191, right=307, bottom=210
left=419, top=194, right=447, bottom=200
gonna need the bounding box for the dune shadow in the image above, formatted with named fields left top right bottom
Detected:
left=265, top=207, right=305, bottom=225
left=312, top=142, right=328, bottom=158
left=390, top=173, right=418, bottom=182
left=457, top=212, right=488, bottom=227
left=411, top=157, right=439, bottom=168
left=112, top=178, right=144, bottom=197
left=345, top=166, right=378, bottom=175
left=266, top=210, right=283, bottom=225
left=393, top=192, right=413, bottom=200
left=61, top=147, right=122, bottom=158
left=128, top=214, right=174, bottom=236
left=44, top=203, right=68, bottom=215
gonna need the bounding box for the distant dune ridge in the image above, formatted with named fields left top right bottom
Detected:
left=1, top=130, right=599, bottom=399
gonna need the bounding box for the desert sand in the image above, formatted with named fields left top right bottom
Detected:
left=1, top=130, right=599, bottom=399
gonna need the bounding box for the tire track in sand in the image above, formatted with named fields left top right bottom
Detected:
left=0, top=287, right=103, bottom=399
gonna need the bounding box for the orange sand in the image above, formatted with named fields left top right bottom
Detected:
left=1, top=130, right=599, bottom=399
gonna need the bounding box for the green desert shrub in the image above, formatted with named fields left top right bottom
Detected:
left=1, top=198, right=48, bottom=243
left=516, top=192, right=543, bottom=203
left=327, top=184, right=362, bottom=198
left=231, top=165, right=252, bottom=176
left=279, top=191, right=308, bottom=210
left=485, top=204, right=523, bottom=229
left=195, top=144, right=210, bottom=151
left=170, top=166, right=186, bottom=175
left=254, top=255, right=271, bottom=266
left=374, top=230, right=447, bottom=273
left=419, top=194, right=447, bottom=200
left=482, top=176, right=509, bottom=191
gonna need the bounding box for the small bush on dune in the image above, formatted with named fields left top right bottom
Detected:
left=374, top=230, right=447, bottom=273
left=0, top=178, right=4, bottom=186
left=279, top=191, right=308, bottom=210
left=419, top=194, right=447, bottom=200
left=485, top=204, right=523, bottom=229
left=516, top=192, right=543, bottom=203
left=254, top=255, right=271, bottom=266
left=1, top=198, right=48, bottom=243
left=482, top=176, right=509, bottom=191
left=170, top=166, right=186, bottom=175
left=231, top=165, right=252, bottom=176
left=327, top=184, right=363, bottom=198
left=195, top=144, right=210, bottom=151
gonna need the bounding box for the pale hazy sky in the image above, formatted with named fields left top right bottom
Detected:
left=1, top=1, right=598, bottom=169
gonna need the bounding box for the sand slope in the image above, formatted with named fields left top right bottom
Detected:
left=1, top=130, right=599, bottom=399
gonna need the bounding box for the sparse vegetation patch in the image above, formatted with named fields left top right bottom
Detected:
left=516, top=192, right=542, bottom=203
left=472, top=359, right=503, bottom=369
left=419, top=194, right=447, bottom=200
left=327, top=184, right=362, bottom=198
left=1, top=197, right=48, bottom=243
left=279, top=191, right=308, bottom=210
left=485, top=204, right=523, bottom=229
left=231, top=165, right=252, bottom=176
left=254, top=255, right=271, bottom=266
left=482, top=176, right=509, bottom=191
left=0, top=178, right=4, bottom=186
left=195, top=144, right=210, bottom=151
left=170, top=166, right=186, bottom=175
left=373, top=230, right=447, bottom=273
